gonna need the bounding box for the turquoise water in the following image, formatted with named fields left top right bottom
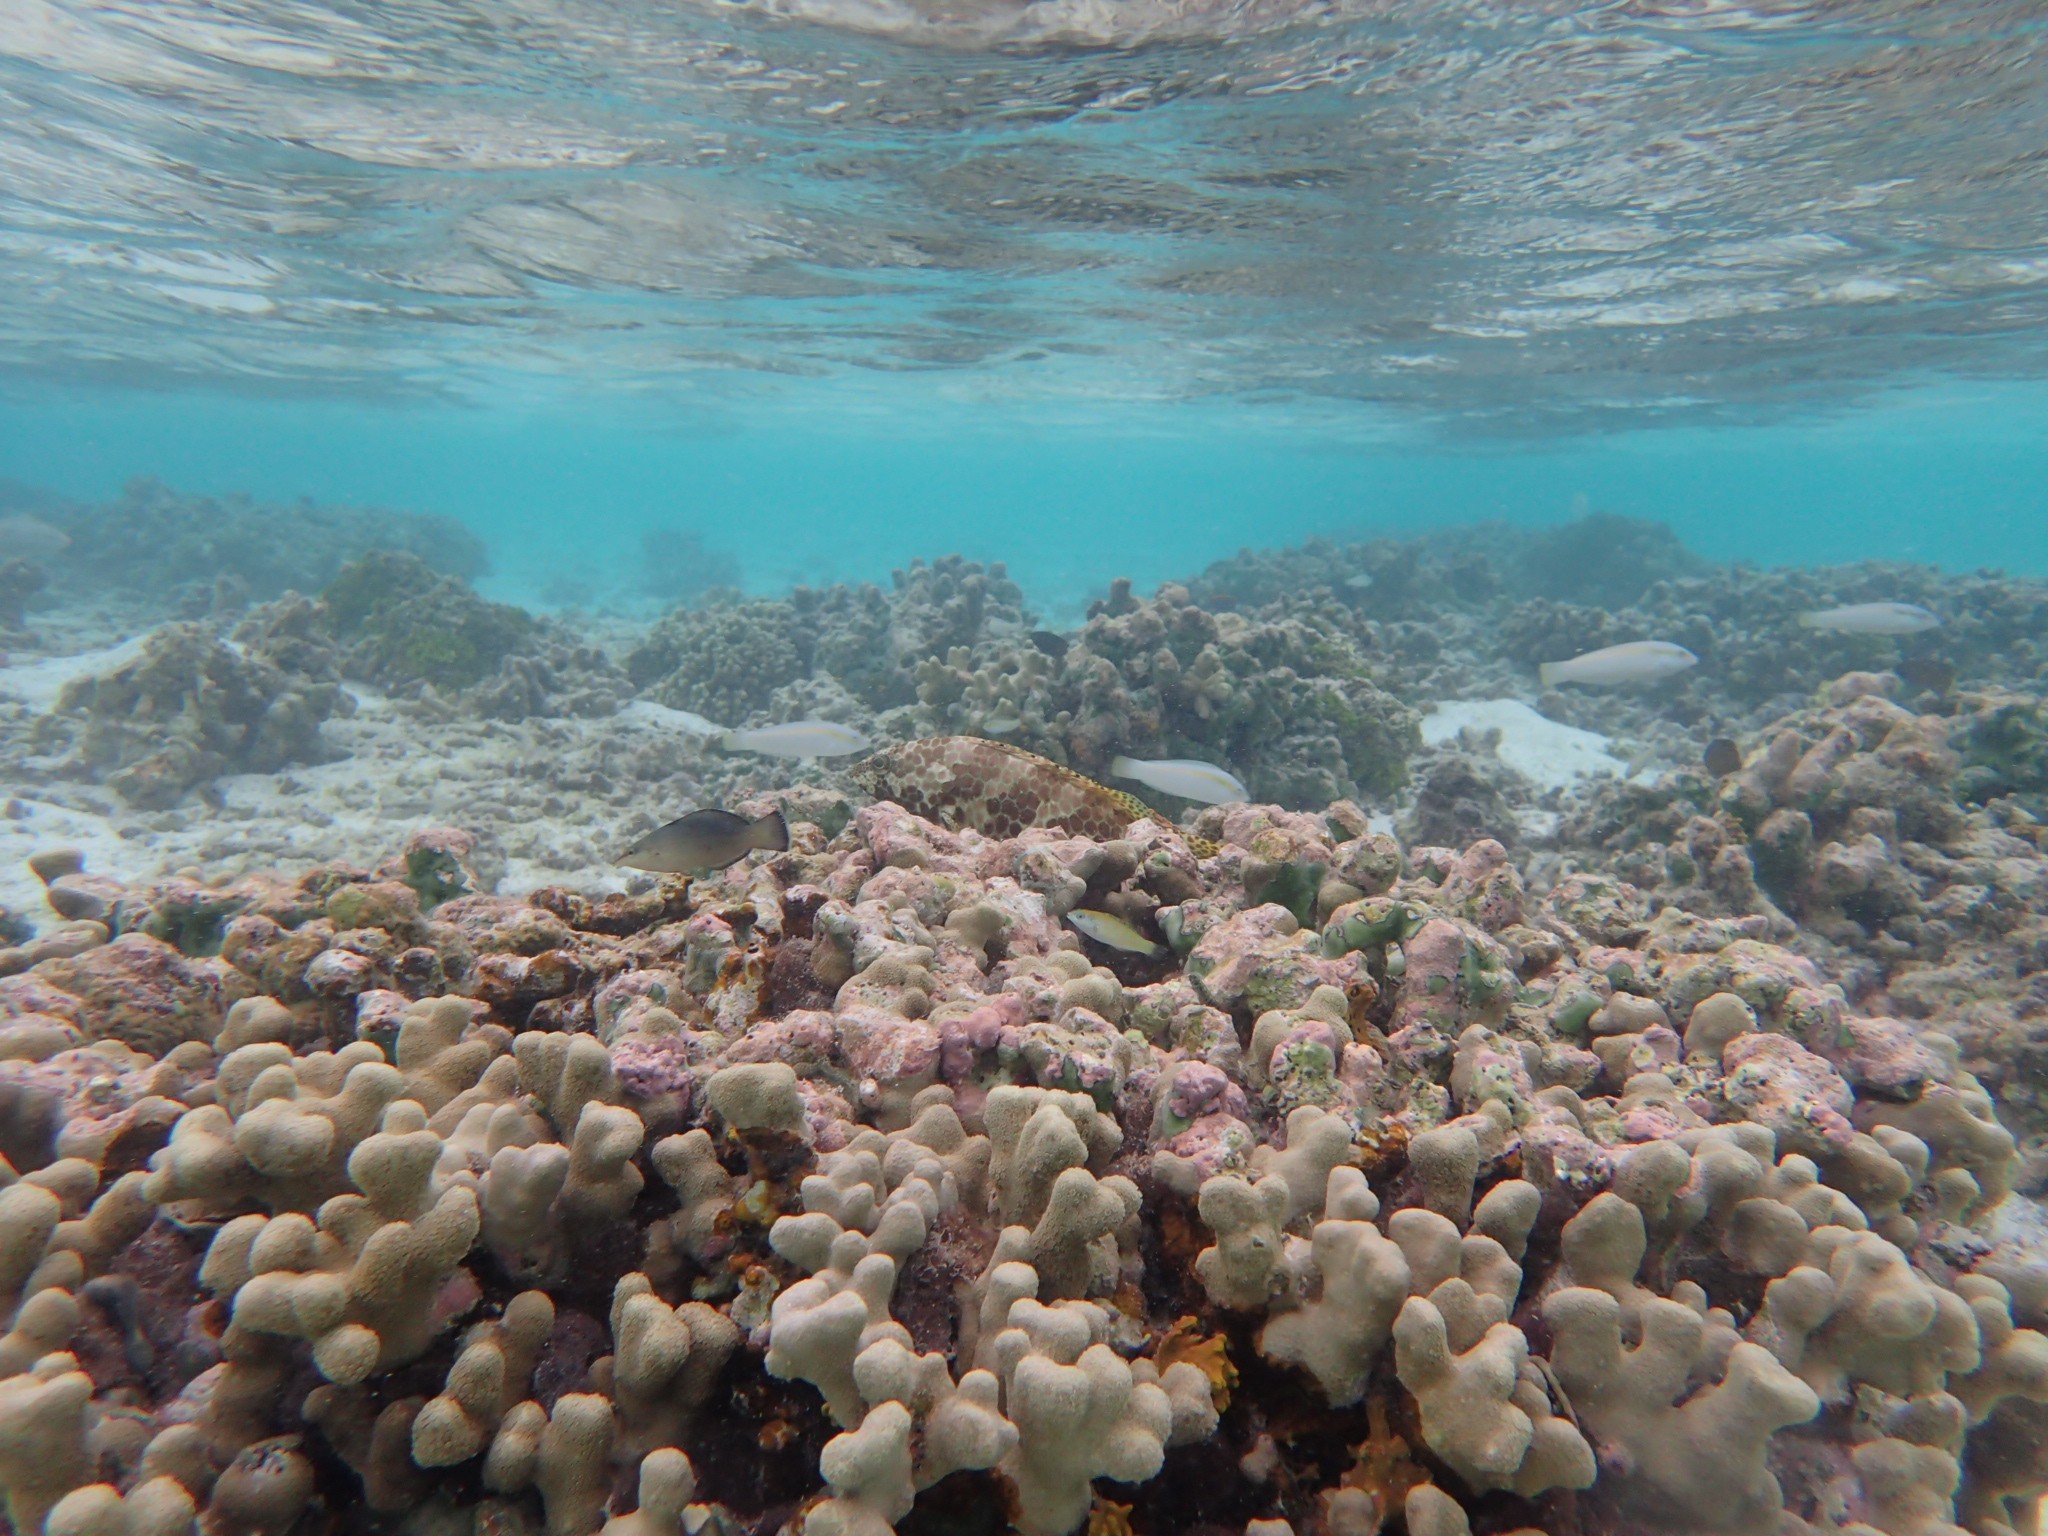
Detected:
left=4, top=0, right=2048, bottom=601
left=9, top=9, right=2048, bottom=1536
left=4, top=377, right=2047, bottom=610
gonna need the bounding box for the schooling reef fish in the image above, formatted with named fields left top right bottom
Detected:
left=1797, top=602, right=1940, bottom=635
left=1066, top=908, right=1166, bottom=959
left=618, top=808, right=789, bottom=874
left=1110, top=755, right=1248, bottom=805
left=852, top=735, right=1218, bottom=854
left=1539, top=641, right=1698, bottom=688
left=721, top=720, right=872, bottom=758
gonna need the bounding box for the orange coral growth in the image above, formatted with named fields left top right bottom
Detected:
left=1154, top=1316, right=1236, bottom=1411
left=1338, top=1398, right=1427, bottom=1530
left=1355, top=1120, right=1412, bottom=1178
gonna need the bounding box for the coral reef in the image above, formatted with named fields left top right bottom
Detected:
left=1184, top=514, right=2048, bottom=772
left=1189, top=510, right=1708, bottom=616
left=320, top=553, right=539, bottom=694
left=14, top=501, right=2048, bottom=1535
left=39, top=553, right=625, bottom=810
left=44, top=478, right=486, bottom=606
left=2, top=701, right=2043, bottom=1536
left=626, top=556, right=1032, bottom=724
left=1563, top=673, right=2048, bottom=1169
left=46, top=607, right=351, bottom=808
left=621, top=561, right=1414, bottom=803
left=1054, top=582, right=1417, bottom=803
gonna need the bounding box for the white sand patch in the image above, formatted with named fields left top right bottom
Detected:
left=0, top=635, right=153, bottom=708
left=201, top=707, right=663, bottom=895
left=0, top=621, right=900, bottom=930
left=1421, top=698, right=1629, bottom=792
left=0, top=679, right=723, bottom=929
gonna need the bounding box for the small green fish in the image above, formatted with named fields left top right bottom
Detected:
left=1065, top=908, right=1165, bottom=958
left=618, top=808, right=789, bottom=874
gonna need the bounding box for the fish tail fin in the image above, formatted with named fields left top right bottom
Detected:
left=1537, top=662, right=1561, bottom=688
left=748, top=809, right=791, bottom=853
left=1109, top=755, right=1138, bottom=778
left=1795, top=612, right=1820, bottom=628
left=718, top=731, right=740, bottom=751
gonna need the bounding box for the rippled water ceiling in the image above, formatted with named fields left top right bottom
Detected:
left=2, top=0, right=2044, bottom=423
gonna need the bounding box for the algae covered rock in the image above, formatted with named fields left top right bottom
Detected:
left=53, top=613, right=351, bottom=807
left=628, top=595, right=806, bottom=721
left=322, top=551, right=535, bottom=691
left=1186, top=902, right=1362, bottom=1017
left=1066, top=583, right=1417, bottom=802
left=23, top=932, right=244, bottom=1054
left=1956, top=688, right=2048, bottom=814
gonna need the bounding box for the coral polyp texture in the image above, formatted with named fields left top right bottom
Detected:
left=5, top=654, right=2048, bottom=1536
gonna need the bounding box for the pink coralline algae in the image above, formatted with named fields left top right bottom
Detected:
left=3, top=679, right=2048, bottom=1536
left=1720, top=1031, right=1859, bottom=1157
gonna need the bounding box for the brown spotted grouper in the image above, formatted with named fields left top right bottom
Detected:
left=851, top=736, right=1217, bottom=854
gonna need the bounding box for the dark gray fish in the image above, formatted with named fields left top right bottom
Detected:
left=618, top=808, right=789, bottom=874
left=1028, top=630, right=1069, bottom=659
left=1703, top=737, right=1743, bottom=777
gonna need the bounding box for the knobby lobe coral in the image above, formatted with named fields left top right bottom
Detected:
left=1564, top=672, right=2048, bottom=1181
left=2, top=688, right=2047, bottom=1536
left=626, top=556, right=1034, bottom=725
left=624, top=560, right=1417, bottom=805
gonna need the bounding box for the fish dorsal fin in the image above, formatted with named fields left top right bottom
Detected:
left=1104, top=787, right=1154, bottom=821
left=974, top=738, right=1145, bottom=807
left=971, top=738, right=1220, bottom=854
left=974, top=737, right=1084, bottom=779
left=868, top=735, right=1220, bottom=858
